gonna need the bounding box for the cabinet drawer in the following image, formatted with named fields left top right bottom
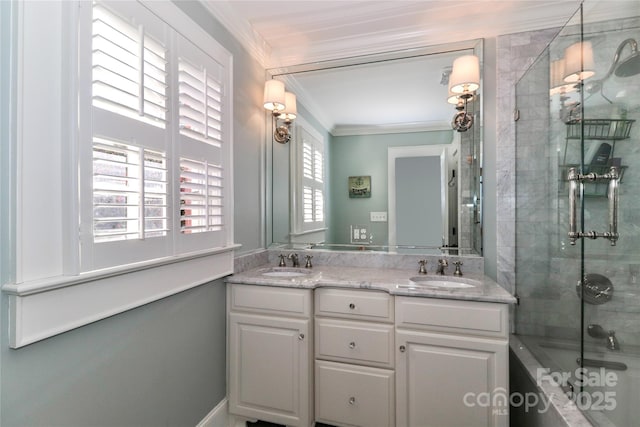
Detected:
left=396, top=297, right=508, bottom=338
left=315, top=288, right=394, bottom=322
left=228, top=284, right=311, bottom=318
left=316, top=318, right=394, bottom=368
left=316, top=360, right=395, bottom=427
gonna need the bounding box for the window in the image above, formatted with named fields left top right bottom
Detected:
left=5, top=0, right=235, bottom=348
left=79, top=1, right=232, bottom=269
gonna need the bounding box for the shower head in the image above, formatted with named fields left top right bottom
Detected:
left=614, top=43, right=640, bottom=77
left=584, top=38, right=639, bottom=102
left=609, top=38, right=639, bottom=78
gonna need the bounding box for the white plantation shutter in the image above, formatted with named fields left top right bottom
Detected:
left=179, top=158, right=223, bottom=233
left=175, top=34, right=229, bottom=253
left=92, top=138, right=167, bottom=242
left=92, top=3, right=168, bottom=128
left=178, top=59, right=223, bottom=146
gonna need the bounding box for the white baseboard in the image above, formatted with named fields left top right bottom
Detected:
left=197, top=398, right=229, bottom=427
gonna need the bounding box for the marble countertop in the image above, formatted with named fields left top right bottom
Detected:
left=226, top=264, right=517, bottom=304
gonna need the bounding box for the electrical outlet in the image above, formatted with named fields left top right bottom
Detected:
left=350, top=225, right=369, bottom=243
left=370, top=211, right=388, bottom=222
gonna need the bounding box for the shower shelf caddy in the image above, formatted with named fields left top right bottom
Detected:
left=560, top=118, right=634, bottom=196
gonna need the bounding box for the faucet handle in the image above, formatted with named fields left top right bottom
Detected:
left=418, top=260, right=428, bottom=274
left=453, top=261, right=463, bottom=276
left=305, top=255, right=313, bottom=268
left=278, top=254, right=286, bottom=267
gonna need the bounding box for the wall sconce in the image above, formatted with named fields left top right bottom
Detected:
left=263, top=79, right=297, bottom=144
left=449, top=55, right=480, bottom=132
left=563, top=41, right=595, bottom=83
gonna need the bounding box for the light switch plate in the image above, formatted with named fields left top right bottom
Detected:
left=370, top=211, right=388, bottom=222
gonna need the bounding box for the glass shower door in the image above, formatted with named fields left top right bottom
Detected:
left=577, top=3, right=640, bottom=426
left=516, top=3, right=640, bottom=426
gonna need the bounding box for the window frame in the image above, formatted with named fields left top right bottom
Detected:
left=3, top=0, right=236, bottom=348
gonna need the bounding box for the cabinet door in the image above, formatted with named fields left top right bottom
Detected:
left=229, top=312, right=312, bottom=427
left=396, top=330, right=508, bottom=427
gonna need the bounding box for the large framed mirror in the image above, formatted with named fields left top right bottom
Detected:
left=266, top=39, right=483, bottom=256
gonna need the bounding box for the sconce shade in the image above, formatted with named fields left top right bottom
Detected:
left=449, top=55, right=480, bottom=94
left=263, top=80, right=286, bottom=111
left=281, top=91, right=297, bottom=120
left=563, top=41, right=595, bottom=82
left=550, top=59, right=577, bottom=95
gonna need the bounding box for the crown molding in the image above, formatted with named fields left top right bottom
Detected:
left=199, top=0, right=271, bottom=68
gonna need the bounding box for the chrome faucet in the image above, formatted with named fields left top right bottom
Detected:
left=418, top=260, right=428, bottom=274
left=304, top=255, right=313, bottom=268
left=453, top=261, right=463, bottom=276
left=436, top=259, right=448, bottom=275
left=278, top=254, right=286, bottom=267
left=588, top=324, right=621, bottom=351
left=288, top=253, right=300, bottom=267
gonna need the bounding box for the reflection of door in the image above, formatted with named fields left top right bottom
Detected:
left=396, top=156, right=441, bottom=246
left=388, top=145, right=448, bottom=249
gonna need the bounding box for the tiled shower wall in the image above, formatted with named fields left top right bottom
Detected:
left=495, top=28, right=560, bottom=297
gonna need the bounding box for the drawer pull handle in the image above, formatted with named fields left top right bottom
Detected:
left=298, top=333, right=305, bottom=341
left=349, top=341, right=356, bottom=349
left=399, top=345, right=406, bottom=353
left=349, top=303, right=356, bottom=310
left=349, top=397, right=356, bottom=405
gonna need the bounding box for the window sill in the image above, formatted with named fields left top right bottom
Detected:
left=4, top=245, right=239, bottom=348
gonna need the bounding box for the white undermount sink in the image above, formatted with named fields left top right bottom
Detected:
left=397, top=275, right=480, bottom=290
left=261, top=267, right=312, bottom=278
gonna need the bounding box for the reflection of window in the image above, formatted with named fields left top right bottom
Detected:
left=293, top=121, right=326, bottom=234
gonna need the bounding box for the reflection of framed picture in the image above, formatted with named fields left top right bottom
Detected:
left=348, top=175, right=371, bottom=198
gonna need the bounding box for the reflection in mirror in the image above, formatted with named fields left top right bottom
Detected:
left=267, top=40, right=483, bottom=256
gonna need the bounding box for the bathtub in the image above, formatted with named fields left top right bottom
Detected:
left=511, top=335, right=640, bottom=427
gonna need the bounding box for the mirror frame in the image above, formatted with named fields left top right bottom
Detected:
left=264, top=39, right=484, bottom=256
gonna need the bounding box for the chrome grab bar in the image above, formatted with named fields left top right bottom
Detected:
left=567, top=166, right=620, bottom=246
left=568, top=167, right=579, bottom=244
left=607, top=166, right=619, bottom=246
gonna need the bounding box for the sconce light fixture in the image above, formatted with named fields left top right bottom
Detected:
left=263, top=79, right=297, bottom=144
left=449, top=55, right=480, bottom=132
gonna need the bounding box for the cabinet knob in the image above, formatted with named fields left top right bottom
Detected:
left=349, top=303, right=356, bottom=310
left=399, top=345, right=406, bottom=353
left=349, top=397, right=356, bottom=405
left=298, top=333, right=305, bottom=341
left=349, top=341, right=356, bottom=349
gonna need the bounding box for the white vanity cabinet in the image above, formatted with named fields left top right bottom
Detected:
left=395, top=297, right=509, bottom=427
left=314, top=288, right=396, bottom=427
left=227, top=284, right=313, bottom=427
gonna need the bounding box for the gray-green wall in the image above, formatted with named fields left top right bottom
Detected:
left=0, top=1, right=265, bottom=425
left=329, top=131, right=452, bottom=244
